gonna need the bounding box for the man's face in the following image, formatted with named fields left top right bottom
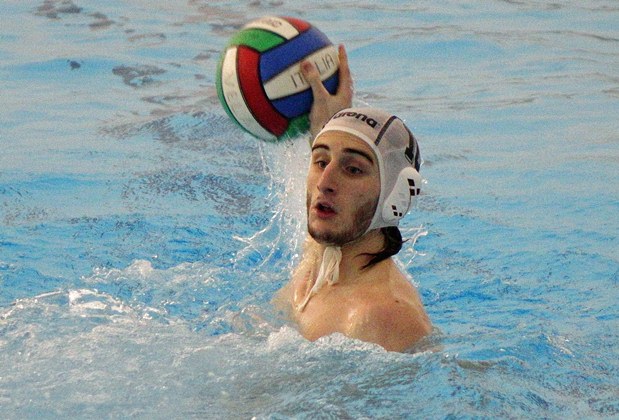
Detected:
left=306, top=131, right=381, bottom=246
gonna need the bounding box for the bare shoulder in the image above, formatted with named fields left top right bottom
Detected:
left=272, top=237, right=317, bottom=314
left=272, top=261, right=307, bottom=316
left=272, top=280, right=292, bottom=309
left=347, top=265, right=432, bottom=352
left=348, top=298, right=431, bottom=352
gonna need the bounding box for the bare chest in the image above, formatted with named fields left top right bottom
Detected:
left=293, top=287, right=357, bottom=340
left=291, top=271, right=375, bottom=341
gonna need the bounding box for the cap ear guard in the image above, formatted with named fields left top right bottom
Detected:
left=381, top=167, right=422, bottom=225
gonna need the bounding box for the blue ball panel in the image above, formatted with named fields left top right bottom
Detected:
left=272, top=72, right=339, bottom=118
left=272, top=90, right=313, bottom=119
left=259, top=27, right=332, bottom=82
left=323, top=72, right=339, bottom=94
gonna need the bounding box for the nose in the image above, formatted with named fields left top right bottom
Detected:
left=316, top=161, right=337, bottom=194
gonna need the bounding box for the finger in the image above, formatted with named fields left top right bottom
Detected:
left=301, top=60, right=329, bottom=100
left=336, top=45, right=354, bottom=105
left=337, top=45, right=352, bottom=88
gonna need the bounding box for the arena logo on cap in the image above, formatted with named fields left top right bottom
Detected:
left=332, top=111, right=380, bottom=129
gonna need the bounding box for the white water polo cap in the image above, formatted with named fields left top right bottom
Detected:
left=314, top=107, right=422, bottom=232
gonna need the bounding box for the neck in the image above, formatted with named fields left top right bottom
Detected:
left=309, top=229, right=385, bottom=282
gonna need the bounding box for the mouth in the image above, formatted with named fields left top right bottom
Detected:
left=314, top=201, right=337, bottom=218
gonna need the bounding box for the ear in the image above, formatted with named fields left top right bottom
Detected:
left=381, top=167, right=422, bottom=224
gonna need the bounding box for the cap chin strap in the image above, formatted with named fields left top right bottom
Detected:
left=296, top=246, right=342, bottom=312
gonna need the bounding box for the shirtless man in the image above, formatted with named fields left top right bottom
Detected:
left=275, top=46, right=432, bottom=352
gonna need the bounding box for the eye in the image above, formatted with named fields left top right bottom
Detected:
left=313, top=158, right=328, bottom=169
left=346, top=166, right=363, bottom=175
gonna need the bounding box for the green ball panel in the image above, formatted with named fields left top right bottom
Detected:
left=279, top=114, right=310, bottom=141
left=228, top=28, right=285, bottom=52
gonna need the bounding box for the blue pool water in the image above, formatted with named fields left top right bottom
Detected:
left=1, top=0, right=618, bottom=418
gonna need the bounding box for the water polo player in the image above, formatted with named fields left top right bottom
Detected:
left=275, top=50, right=432, bottom=351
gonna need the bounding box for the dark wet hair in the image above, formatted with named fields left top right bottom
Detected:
left=362, top=226, right=404, bottom=269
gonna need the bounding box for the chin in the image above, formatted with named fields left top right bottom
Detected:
left=308, top=225, right=365, bottom=247
left=308, top=226, right=340, bottom=246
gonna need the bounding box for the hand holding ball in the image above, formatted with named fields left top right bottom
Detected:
left=216, top=16, right=340, bottom=141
